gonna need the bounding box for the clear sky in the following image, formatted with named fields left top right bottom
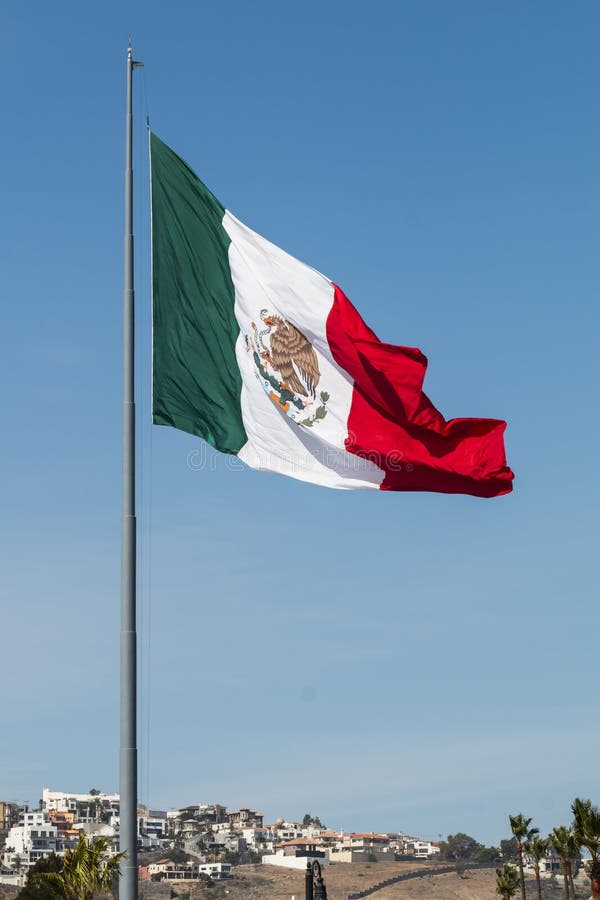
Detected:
left=1, top=0, right=598, bottom=847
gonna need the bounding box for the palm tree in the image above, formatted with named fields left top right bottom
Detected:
left=572, top=797, right=600, bottom=864
left=524, top=835, right=549, bottom=900
left=550, top=825, right=579, bottom=900
left=33, top=832, right=125, bottom=900
left=510, top=814, right=539, bottom=900
left=497, top=863, right=521, bottom=899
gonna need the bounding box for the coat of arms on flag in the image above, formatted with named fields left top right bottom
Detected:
left=245, top=311, right=330, bottom=427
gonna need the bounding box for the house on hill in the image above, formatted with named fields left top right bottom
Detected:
left=327, top=832, right=393, bottom=864
left=262, top=838, right=329, bottom=870
left=227, top=808, right=263, bottom=828
left=146, top=860, right=231, bottom=881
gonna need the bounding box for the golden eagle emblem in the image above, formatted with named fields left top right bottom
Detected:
left=245, top=310, right=330, bottom=427
left=258, top=310, right=320, bottom=397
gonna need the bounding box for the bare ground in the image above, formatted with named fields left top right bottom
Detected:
left=174, top=862, right=588, bottom=900
left=1, top=863, right=587, bottom=900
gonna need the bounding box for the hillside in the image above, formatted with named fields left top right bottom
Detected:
left=3, top=860, right=591, bottom=900
left=175, top=861, right=589, bottom=900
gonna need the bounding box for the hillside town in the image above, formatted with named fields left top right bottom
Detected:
left=0, top=788, right=441, bottom=888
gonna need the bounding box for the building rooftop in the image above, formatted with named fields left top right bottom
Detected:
left=280, top=838, right=319, bottom=847
left=346, top=833, right=389, bottom=840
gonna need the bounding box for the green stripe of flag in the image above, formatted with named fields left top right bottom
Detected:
left=151, top=132, right=247, bottom=454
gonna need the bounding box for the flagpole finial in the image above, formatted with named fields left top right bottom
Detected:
left=127, top=38, right=143, bottom=68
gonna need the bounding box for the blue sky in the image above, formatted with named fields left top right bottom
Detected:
left=1, top=0, right=598, bottom=846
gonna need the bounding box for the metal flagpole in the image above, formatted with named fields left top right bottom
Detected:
left=121, top=40, right=143, bottom=900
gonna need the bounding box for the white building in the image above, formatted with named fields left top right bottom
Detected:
left=42, top=788, right=120, bottom=816
left=241, top=826, right=276, bottom=851
left=198, top=863, right=231, bottom=880
left=138, top=815, right=167, bottom=844
left=405, top=839, right=440, bottom=859
left=3, top=816, right=58, bottom=869
left=147, top=861, right=231, bottom=881
left=20, top=812, right=49, bottom=828
left=0, top=864, right=27, bottom=887
left=262, top=840, right=329, bottom=871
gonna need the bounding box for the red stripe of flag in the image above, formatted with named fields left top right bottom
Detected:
left=326, top=284, right=514, bottom=497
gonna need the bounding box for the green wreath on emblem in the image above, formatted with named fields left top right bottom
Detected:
left=301, top=392, right=329, bottom=427
left=247, top=336, right=330, bottom=427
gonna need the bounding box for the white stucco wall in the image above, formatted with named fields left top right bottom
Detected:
left=262, top=853, right=329, bottom=869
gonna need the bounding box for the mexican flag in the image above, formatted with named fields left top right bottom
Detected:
left=150, top=133, right=513, bottom=497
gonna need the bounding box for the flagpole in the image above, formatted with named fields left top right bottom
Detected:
left=121, top=40, right=142, bottom=900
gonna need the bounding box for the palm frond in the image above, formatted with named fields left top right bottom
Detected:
left=524, top=835, right=549, bottom=865
left=30, top=831, right=126, bottom=900
left=31, top=872, right=68, bottom=900
left=510, top=814, right=536, bottom=843
left=572, top=797, right=600, bottom=862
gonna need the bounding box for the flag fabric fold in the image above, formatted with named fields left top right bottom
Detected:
left=151, top=132, right=513, bottom=497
